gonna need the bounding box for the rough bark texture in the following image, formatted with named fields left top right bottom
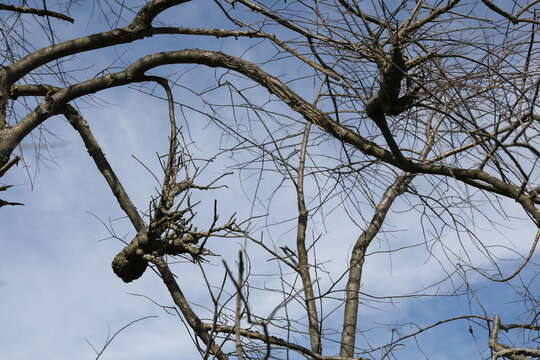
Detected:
left=340, top=174, right=412, bottom=357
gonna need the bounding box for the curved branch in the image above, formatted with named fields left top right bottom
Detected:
left=11, top=49, right=540, bottom=226
left=5, top=0, right=192, bottom=83
left=0, top=3, right=74, bottom=23
left=480, top=0, right=519, bottom=24
left=472, top=228, right=540, bottom=282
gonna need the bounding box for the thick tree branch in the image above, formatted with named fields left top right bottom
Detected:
left=5, top=2, right=540, bottom=358
left=480, top=0, right=519, bottom=24
left=153, top=257, right=229, bottom=360
left=295, top=122, right=321, bottom=354
left=0, top=154, right=19, bottom=177
left=4, top=0, right=192, bottom=84
left=61, top=103, right=227, bottom=358
left=9, top=49, right=540, bottom=227
left=489, top=315, right=531, bottom=360
left=340, top=173, right=412, bottom=357
left=64, top=105, right=146, bottom=231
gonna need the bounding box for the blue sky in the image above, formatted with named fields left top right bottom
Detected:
left=2, top=1, right=540, bottom=359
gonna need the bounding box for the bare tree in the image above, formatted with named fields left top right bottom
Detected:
left=3, top=0, right=540, bottom=359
